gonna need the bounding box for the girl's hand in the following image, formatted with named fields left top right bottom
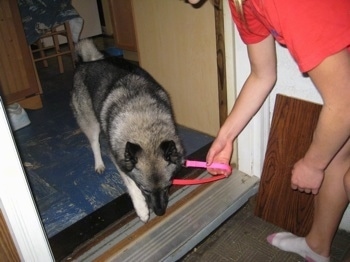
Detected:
left=291, top=158, right=325, bottom=194
left=206, top=137, right=233, bottom=176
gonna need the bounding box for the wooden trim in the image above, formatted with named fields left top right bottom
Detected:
left=17, top=94, right=43, bottom=110
left=0, top=209, right=21, bottom=262
left=214, top=0, right=227, bottom=126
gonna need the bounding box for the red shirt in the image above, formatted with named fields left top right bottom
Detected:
left=229, top=0, right=350, bottom=72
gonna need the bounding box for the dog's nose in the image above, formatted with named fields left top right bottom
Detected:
left=153, top=207, right=166, bottom=216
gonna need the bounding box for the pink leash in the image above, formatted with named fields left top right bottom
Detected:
left=172, top=160, right=232, bottom=185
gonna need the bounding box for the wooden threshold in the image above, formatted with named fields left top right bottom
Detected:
left=79, top=169, right=258, bottom=262
left=65, top=149, right=259, bottom=261
left=51, top=143, right=259, bottom=261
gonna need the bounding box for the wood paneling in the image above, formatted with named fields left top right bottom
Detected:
left=0, top=209, right=20, bottom=262
left=0, top=0, right=42, bottom=108
left=132, top=0, right=220, bottom=136
left=255, top=94, right=322, bottom=236
left=109, top=0, right=137, bottom=51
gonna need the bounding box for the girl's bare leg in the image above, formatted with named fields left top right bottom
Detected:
left=268, top=138, right=350, bottom=260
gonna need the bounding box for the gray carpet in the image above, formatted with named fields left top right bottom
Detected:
left=181, top=196, right=350, bottom=262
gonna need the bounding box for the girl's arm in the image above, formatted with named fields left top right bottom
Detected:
left=291, top=49, right=350, bottom=194
left=207, top=35, right=277, bottom=174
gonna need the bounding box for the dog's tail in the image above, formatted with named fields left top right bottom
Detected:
left=75, top=39, right=104, bottom=62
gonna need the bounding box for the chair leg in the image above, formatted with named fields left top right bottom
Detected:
left=64, top=21, right=76, bottom=67
left=52, top=27, right=64, bottom=73
left=31, top=21, right=76, bottom=76
left=29, top=45, right=43, bottom=94
left=37, top=40, right=48, bottom=68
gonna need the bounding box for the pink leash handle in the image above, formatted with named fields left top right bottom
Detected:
left=172, top=160, right=232, bottom=185
left=184, top=160, right=232, bottom=173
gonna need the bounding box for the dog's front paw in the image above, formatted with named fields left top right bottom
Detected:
left=133, top=197, right=150, bottom=222
left=121, top=173, right=150, bottom=222
left=136, top=205, right=150, bottom=223
left=95, top=164, right=105, bottom=174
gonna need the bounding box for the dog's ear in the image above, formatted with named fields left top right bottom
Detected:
left=160, top=140, right=179, bottom=164
left=124, top=142, right=141, bottom=171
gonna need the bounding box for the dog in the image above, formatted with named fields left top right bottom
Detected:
left=71, top=39, right=184, bottom=222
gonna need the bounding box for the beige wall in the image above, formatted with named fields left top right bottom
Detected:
left=132, top=0, right=220, bottom=136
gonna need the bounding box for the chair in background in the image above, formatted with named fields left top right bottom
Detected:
left=30, top=21, right=76, bottom=93
left=18, top=0, right=82, bottom=94
left=31, top=21, right=75, bottom=74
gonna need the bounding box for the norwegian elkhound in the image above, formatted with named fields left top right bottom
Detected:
left=71, top=39, right=184, bottom=222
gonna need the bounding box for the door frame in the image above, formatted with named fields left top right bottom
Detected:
left=0, top=98, right=53, bottom=261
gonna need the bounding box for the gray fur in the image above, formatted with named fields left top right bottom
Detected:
left=71, top=39, right=184, bottom=222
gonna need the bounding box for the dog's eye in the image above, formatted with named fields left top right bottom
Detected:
left=144, top=190, right=152, bottom=195
left=140, top=186, right=152, bottom=195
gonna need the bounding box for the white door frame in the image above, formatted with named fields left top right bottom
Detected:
left=230, top=25, right=269, bottom=178
left=0, top=98, right=53, bottom=261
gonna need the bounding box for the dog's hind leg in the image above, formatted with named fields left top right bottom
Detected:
left=83, top=121, right=105, bottom=174
left=120, top=173, right=150, bottom=222
left=73, top=105, right=105, bottom=174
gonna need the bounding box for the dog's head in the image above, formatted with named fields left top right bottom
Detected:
left=119, top=140, right=184, bottom=216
